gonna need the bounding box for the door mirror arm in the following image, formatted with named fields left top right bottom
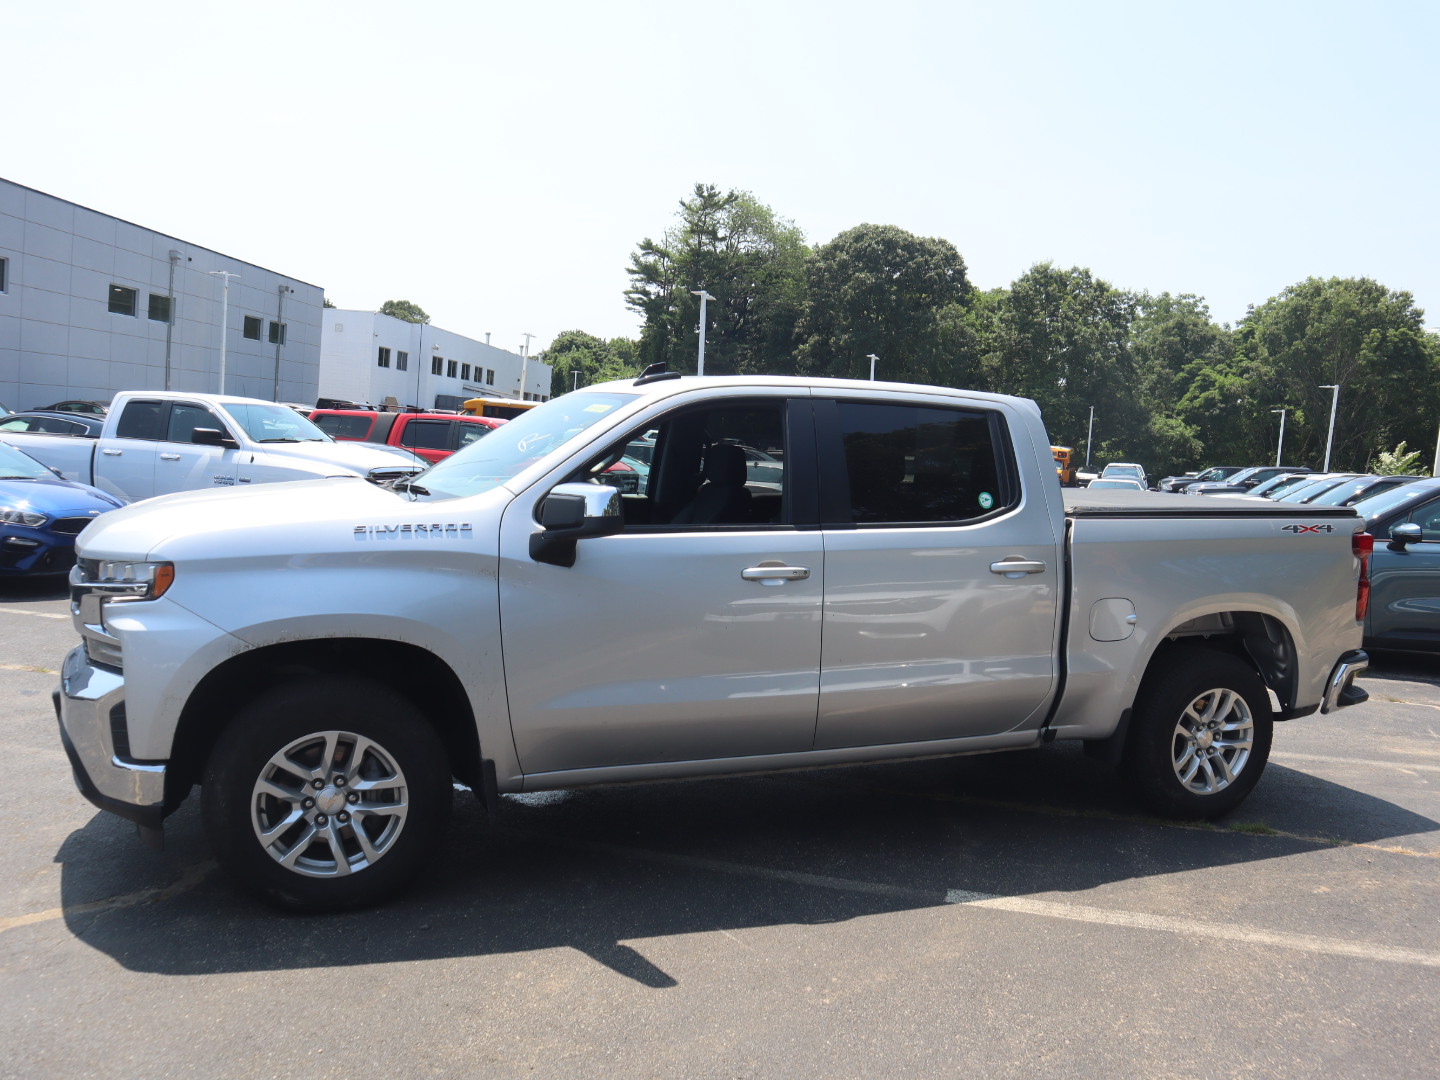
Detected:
left=530, top=482, right=625, bottom=567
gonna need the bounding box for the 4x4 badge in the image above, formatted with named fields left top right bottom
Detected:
left=1281, top=524, right=1335, bottom=534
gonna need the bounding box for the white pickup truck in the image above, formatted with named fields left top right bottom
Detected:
left=55, top=373, right=1371, bottom=911
left=7, top=391, right=422, bottom=502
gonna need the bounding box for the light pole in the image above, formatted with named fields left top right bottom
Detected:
left=572, top=370, right=580, bottom=392
left=867, top=353, right=878, bottom=381
left=690, top=289, right=715, bottom=376
left=520, top=332, right=535, bottom=401
left=1319, top=384, right=1340, bottom=471
left=272, top=285, right=292, bottom=402
left=208, top=270, right=240, bottom=393
left=1085, top=406, right=1096, bottom=470
left=1271, top=407, right=1288, bottom=467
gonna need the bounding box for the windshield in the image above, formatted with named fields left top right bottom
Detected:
left=223, top=403, right=330, bottom=443
left=0, top=440, right=50, bottom=480
left=1351, top=480, right=1439, bottom=522
left=407, top=392, right=637, bottom=499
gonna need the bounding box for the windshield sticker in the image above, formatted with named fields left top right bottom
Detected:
left=582, top=403, right=615, bottom=414
left=978, top=492, right=994, bottom=510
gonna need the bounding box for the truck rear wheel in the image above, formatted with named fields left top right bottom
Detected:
left=1122, top=648, right=1273, bottom=819
left=201, top=677, right=452, bottom=911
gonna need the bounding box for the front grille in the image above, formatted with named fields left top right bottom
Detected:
left=51, top=517, right=93, bottom=535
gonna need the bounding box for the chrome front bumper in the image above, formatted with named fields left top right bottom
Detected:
left=54, top=644, right=166, bottom=830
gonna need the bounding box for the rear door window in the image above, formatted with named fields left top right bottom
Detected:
left=826, top=400, right=1012, bottom=525
left=115, top=400, right=166, bottom=440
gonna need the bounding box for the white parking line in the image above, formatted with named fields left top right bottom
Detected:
left=1273, top=751, right=1440, bottom=774
left=580, top=840, right=1440, bottom=970
left=0, top=607, right=67, bottom=620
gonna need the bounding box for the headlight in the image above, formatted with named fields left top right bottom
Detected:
left=0, top=507, right=48, bottom=528
left=91, top=560, right=175, bottom=600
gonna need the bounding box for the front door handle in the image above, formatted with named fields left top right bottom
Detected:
left=990, top=559, right=1047, bottom=578
left=742, top=564, right=810, bottom=586
left=160, top=453, right=181, bottom=461
left=101, top=448, right=123, bottom=456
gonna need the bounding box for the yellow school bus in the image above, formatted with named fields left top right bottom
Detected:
left=461, top=397, right=538, bottom=421
left=1052, top=446, right=1077, bottom=486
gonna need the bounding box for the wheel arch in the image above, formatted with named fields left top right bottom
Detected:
left=164, top=638, right=481, bottom=811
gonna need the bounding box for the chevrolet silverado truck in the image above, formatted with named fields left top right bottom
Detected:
left=6, top=391, right=422, bottom=502
left=56, top=373, right=1371, bottom=910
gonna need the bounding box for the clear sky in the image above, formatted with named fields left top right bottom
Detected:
left=5, top=0, right=1436, bottom=354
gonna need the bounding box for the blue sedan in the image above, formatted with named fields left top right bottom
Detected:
left=0, top=439, right=123, bottom=576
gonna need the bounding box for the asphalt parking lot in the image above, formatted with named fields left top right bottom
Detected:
left=2, top=575, right=1437, bottom=1080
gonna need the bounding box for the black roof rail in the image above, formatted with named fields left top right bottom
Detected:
left=634, top=362, right=683, bottom=387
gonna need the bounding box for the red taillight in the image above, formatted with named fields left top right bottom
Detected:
left=1353, top=531, right=1373, bottom=621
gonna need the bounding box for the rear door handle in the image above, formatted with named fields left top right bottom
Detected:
left=101, top=448, right=123, bottom=456
left=742, top=564, right=810, bottom=586
left=990, top=559, right=1047, bottom=578
left=160, top=453, right=181, bottom=461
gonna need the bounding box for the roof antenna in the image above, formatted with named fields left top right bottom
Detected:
left=634, top=362, right=683, bottom=387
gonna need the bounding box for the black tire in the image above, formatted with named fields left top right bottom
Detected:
left=201, top=677, right=452, bottom=912
left=1122, top=647, right=1274, bottom=819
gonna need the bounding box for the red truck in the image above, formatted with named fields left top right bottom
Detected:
left=309, top=409, right=505, bottom=464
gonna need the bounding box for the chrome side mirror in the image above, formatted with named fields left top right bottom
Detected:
left=1388, top=522, right=1423, bottom=551
left=530, top=482, right=624, bottom=567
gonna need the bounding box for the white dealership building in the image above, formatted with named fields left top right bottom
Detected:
left=319, top=311, right=550, bottom=411
left=0, top=178, right=324, bottom=410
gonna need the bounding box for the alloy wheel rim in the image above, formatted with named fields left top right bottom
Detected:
left=249, top=730, right=409, bottom=878
left=1170, top=688, right=1254, bottom=795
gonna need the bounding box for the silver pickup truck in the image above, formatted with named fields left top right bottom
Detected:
left=7, top=390, right=421, bottom=502
left=55, top=373, right=1371, bottom=910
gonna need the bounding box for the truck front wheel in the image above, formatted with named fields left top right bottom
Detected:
left=1122, top=648, right=1274, bottom=819
left=201, top=678, right=452, bottom=911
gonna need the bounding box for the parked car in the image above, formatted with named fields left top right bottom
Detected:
left=0, top=439, right=123, bottom=575
left=1190, top=465, right=1311, bottom=496
left=1100, top=462, right=1147, bottom=486
left=1157, top=465, right=1243, bottom=493
left=0, top=411, right=106, bottom=439
left=1246, top=472, right=1319, bottom=499
left=1350, top=477, right=1440, bottom=653
left=309, top=408, right=505, bottom=465
left=1273, top=474, right=1361, bottom=503
left=1086, top=477, right=1148, bottom=491
left=32, top=399, right=109, bottom=416
left=1307, top=475, right=1421, bottom=507
left=2, top=391, right=424, bottom=501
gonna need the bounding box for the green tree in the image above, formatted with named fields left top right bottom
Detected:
left=1130, top=293, right=1233, bottom=475
left=1369, top=441, right=1428, bottom=476
left=976, top=264, right=1137, bottom=460
left=541, top=331, right=641, bottom=397
left=379, top=299, right=430, bottom=324
left=626, top=184, right=808, bottom=375
left=795, top=223, right=971, bottom=384
left=323, top=297, right=336, bottom=309
left=1236, top=278, right=1440, bottom=471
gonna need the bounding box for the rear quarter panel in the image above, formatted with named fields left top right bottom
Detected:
left=1049, top=492, right=1364, bottom=740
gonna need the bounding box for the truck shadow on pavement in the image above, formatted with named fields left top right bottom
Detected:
left=54, top=743, right=1437, bottom=986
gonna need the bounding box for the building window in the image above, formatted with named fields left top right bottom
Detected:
left=461, top=363, right=471, bottom=381
left=268, top=321, right=287, bottom=345
left=397, top=350, right=409, bottom=371
left=108, top=285, right=137, bottom=316
left=243, top=315, right=263, bottom=340
left=147, top=294, right=172, bottom=323
left=446, top=359, right=458, bottom=378
left=0, top=257, right=7, bottom=292
left=377, top=346, right=391, bottom=368
left=486, top=369, right=495, bottom=385
left=431, top=356, right=443, bottom=375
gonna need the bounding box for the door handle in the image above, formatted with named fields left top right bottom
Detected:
left=742, top=564, right=810, bottom=586
left=990, top=559, right=1047, bottom=578
left=101, top=448, right=122, bottom=456
left=160, top=453, right=181, bottom=461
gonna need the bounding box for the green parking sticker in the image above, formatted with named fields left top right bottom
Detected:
left=979, top=492, right=994, bottom=510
